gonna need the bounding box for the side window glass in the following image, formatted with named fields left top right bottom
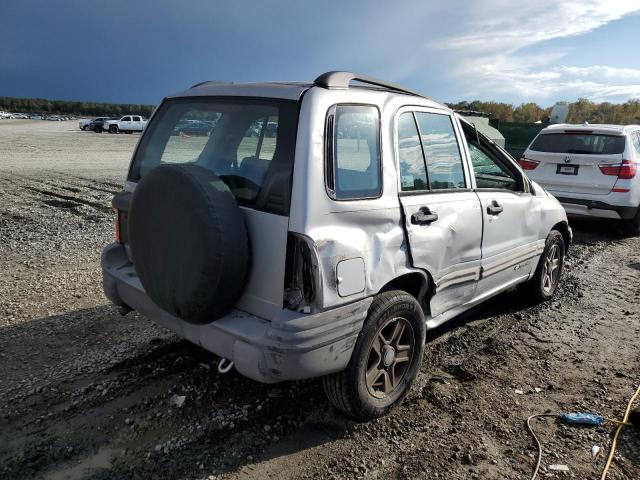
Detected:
left=398, top=112, right=428, bottom=191
left=236, top=114, right=279, bottom=186
left=327, top=105, right=381, bottom=200
left=634, top=132, right=640, bottom=154
left=414, top=113, right=466, bottom=190
left=123, top=116, right=131, bottom=122
left=468, top=142, right=518, bottom=191
left=237, top=115, right=279, bottom=164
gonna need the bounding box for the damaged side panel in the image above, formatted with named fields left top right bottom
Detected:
left=288, top=87, right=430, bottom=312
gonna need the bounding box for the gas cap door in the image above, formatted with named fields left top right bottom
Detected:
left=336, top=258, right=365, bottom=297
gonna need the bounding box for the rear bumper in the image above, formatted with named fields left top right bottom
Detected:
left=101, top=243, right=371, bottom=384
left=555, top=196, right=638, bottom=220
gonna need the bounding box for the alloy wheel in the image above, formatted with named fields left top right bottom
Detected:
left=542, top=244, right=561, bottom=294
left=365, top=316, right=415, bottom=398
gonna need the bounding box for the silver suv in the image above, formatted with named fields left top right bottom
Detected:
left=102, top=72, right=571, bottom=420
left=521, top=123, right=640, bottom=235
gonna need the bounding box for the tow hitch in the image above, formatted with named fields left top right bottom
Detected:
left=217, top=358, right=234, bottom=374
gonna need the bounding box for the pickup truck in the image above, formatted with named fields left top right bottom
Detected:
left=103, top=115, right=148, bottom=134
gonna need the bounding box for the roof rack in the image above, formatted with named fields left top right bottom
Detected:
left=189, top=80, right=227, bottom=89
left=314, top=71, right=428, bottom=99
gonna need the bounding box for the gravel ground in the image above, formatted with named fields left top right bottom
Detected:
left=0, top=120, right=638, bottom=480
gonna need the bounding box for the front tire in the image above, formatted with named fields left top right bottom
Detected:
left=323, top=290, right=426, bottom=421
left=526, top=230, right=565, bottom=302
left=621, top=207, right=640, bottom=236
left=109, top=125, right=119, bottom=134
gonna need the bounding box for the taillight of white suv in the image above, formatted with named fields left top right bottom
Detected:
left=598, top=159, right=637, bottom=180
left=518, top=156, right=540, bottom=170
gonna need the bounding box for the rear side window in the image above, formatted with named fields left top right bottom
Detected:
left=326, top=105, right=381, bottom=200
left=129, top=98, right=298, bottom=215
left=530, top=132, right=625, bottom=154
left=414, top=112, right=466, bottom=190
left=398, top=112, right=428, bottom=191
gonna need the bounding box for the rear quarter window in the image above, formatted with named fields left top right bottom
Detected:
left=326, top=105, right=381, bottom=200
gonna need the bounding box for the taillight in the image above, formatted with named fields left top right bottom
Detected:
left=598, top=160, right=637, bottom=179
left=115, top=210, right=127, bottom=243
left=115, top=210, right=122, bottom=243
left=283, top=233, right=315, bottom=312
left=519, top=156, right=540, bottom=170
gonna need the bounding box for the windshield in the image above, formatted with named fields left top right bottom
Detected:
left=529, top=132, right=625, bottom=155
left=130, top=97, right=298, bottom=215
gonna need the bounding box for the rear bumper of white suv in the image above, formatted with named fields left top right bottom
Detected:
left=101, top=243, right=371, bottom=383
left=554, top=195, right=638, bottom=220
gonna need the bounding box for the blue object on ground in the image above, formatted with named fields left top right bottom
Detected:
left=560, top=412, right=604, bottom=426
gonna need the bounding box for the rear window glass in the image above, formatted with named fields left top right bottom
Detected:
left=530, top=133, right=625, bottom=155
left=130, top=98, right=298, bottom=215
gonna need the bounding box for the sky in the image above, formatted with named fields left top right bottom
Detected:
left=1, top=0, right=640, bottom=107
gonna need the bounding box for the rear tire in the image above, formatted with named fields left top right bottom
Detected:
left=322, top=290, right=426, bottom=421
left=109, top=125, right=118, bottom=134
left=526, top=230, right=565, bottom=303
left=94, top=126, right=103, bottom=133
left=621, top=207, right=640, bottom=236
left=81, top=125, right=88, bottom=131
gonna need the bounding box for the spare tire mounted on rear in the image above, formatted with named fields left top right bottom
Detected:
left=128, top=164, right=249, bottom=324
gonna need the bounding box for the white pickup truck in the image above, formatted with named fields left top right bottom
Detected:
left=104, top=115, right=147, bottom=134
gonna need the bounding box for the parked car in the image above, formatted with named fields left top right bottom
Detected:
left=521, top=123, right=640, bottom=235
left=88, top=117, right=118, bottom=133
left=80, top=117, right=109, bottom=130
left=102, top=72, right=571, bottom=420
left=172, top=119, right=214, bottom=136
left=103, top=115, right=147, bottom=134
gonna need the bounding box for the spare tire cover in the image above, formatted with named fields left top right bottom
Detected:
left=129, top=164, right=249, bottom=324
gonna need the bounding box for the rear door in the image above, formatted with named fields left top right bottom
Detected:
left=525, top=130, right=625, bottom=195
left=124, top=98, right=299, bottom=318
left=120, top=116, right=132, bottom=130
left=464, top=126, right=541, bottom=295
left=132, top=116, right=143, bottom=131
left=396, top=108, right=483, bottom=317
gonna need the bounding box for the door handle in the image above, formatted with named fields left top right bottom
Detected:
left=411, top=207, right=438, bottom=225
left=487, top=200, right=504, bottom=215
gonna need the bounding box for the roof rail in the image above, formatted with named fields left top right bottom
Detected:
left=189, top=80, right=228, bottom=89
left=314, top=71, right=428, bottom=98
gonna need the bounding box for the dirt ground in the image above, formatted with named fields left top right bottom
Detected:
left=0, top=120, right=638, bottom=480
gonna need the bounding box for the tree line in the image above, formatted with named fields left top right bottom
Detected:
left=0, top=96, right=155, bottom=118
left=1, top=95, right=639, bottom=125
left=447, top=98, right=640, bottom=124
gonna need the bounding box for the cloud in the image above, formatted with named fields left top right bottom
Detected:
left=431, top=0, right=640, bottom=103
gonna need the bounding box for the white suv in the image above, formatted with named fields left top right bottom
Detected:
left=521, top=124, right=640, bottom=235
left=102, top=72, right=570, bottom=420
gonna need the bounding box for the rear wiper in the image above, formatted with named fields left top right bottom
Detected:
left=566, top=149, right=592, bottom=154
